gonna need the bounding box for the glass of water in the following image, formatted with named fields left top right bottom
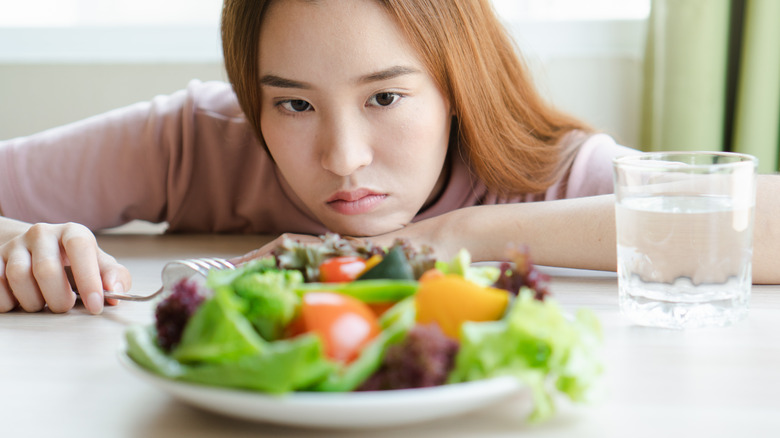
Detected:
left=613, top=151, right=758, bottom=329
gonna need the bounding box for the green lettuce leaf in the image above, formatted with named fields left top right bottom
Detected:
left=126, top=324, right=335, bottom=393
left=206, top=257, right=278, bottom=289
left=182, top=333, right=336, bottom=393
left=125, top=325, right=185, bottom=378
left=435, top=248, right=500, bottom=287
left=293, top=279, right=418, bottom=303
left=447, top=289, right=603, bottom=422
left=205, top=258, right=304, bottom=341
left=172, top=287, right=265, bottom=363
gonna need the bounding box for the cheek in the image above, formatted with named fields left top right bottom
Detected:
left=261, top=115, right=311, bottom=170
left=389, top=103, right=450, bottom=165
left=260, top=112, right=285, bottom=155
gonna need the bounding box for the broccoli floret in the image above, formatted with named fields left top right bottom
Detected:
left=230, top=269, right=303, bottom=341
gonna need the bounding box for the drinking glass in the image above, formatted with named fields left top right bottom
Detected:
left=613, top=151, right=757, bottom=329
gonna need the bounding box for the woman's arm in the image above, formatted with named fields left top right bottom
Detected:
left=752, top=175, right=780, bottom=284
left=0, top=82, right=233, bottom=314
left=375, top=174, right=780, bottom=284
left=379, top=194, right=618, bottom=271
left=0, top=98, right=161, bottom=313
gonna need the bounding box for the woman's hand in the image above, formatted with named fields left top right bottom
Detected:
left=230, top=225, right=452, bottom=270
left=0, top=222, right=131, bottom=314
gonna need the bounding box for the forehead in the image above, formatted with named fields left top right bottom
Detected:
left=258, top=0, right=423, bottom=79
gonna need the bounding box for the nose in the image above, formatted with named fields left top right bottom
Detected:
left=318, top=110, right=373, bottom=176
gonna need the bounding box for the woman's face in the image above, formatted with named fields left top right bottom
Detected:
left=258, top=0, right=452, bottom=237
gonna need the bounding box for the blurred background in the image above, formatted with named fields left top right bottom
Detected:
left=0, top=0, right=649, bottom=149
left=1, top=0, right=776, bottom=172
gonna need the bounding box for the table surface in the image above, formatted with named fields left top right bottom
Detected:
left=2, top=233, right=780, bottom=438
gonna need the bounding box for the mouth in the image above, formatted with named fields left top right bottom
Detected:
left=326, top=189, right=387, bottom=215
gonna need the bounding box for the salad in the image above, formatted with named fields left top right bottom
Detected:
left=125, top=234, right=603, bottom=422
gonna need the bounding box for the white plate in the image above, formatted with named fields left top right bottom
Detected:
left=119, top=352, right=527, bottom=429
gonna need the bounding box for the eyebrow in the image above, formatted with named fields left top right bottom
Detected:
left=358, top=65, right=420, bottom=83
left=259, top=65, right=421, bottom=90
left=260, top=75, right=310, bottom=89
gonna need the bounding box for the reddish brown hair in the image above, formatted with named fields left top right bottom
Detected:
left=222, top=0, right=590, bottom=195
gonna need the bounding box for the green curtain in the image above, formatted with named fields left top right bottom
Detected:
left=641, top=0, right=780, bottom=173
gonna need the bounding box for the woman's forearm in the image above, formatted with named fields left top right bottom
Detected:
left=383, top=195, right=618, bottom=271
left=446, top=195, right=618, bottom=270
left=394, top=179, right=780, bottom=284
left=751, top=175, right=780, bottom=284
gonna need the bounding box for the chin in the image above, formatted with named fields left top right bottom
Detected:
left=325, top=217, right=406, bottom=238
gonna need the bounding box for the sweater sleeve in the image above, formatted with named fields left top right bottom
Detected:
left=0, top=81, right=220, bottom=230
left=562, top=132, right=639, bottom=198
left=0, top=80, right=329, bottom=234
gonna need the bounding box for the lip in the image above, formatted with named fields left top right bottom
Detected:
left=326, top=189, right=387, bottom=215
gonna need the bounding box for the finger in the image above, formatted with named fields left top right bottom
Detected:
left=66, top=263, right=118, bottom=306
left=61, top=224, right=103, bottom=315
left=229, top=234, right=318, bottom=265
left=228, top=236, right=282, bottom=266
left=228, top=248, right=265, bottom=266
left=0, top=260, right=19, bottom=312
left=5, top=247, right=45, bottom=312
left=29, top=229, right=76, bottom=313
left=97, top=250, right=131, bottom=307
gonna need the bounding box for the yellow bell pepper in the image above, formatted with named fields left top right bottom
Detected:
left=414, top=274, right=509, bottom=339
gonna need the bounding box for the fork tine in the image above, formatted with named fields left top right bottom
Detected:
left=200, top=258, right=223, bottom=270
left=175, top=260, right=200, bottom=275
left=208, top=258, right=236, bottom=270
left=189, top=259, right=215, bottom=276
left=202, top=258, right=234, bottom=271
left=101, top=257, right=235, bottom=301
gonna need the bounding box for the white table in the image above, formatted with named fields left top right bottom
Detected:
left=2, top=233, right=780, bottom=437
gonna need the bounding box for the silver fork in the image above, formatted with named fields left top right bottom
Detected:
left=102, top=257, right=235, bottom=302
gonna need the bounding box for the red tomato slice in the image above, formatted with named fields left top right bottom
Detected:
left=367, top=302, right=395, bottom=317
left=296, top=292, right=381, bottom=363
left=319, top=256, right=367, bottom=283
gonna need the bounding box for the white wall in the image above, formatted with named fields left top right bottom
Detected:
left=0, top=20, right=646, bottom=148
left=512, top=20, right=646, bottom=147
left=0, top=63, right=226, bottom=139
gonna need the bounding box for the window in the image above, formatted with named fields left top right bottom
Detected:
left=1, top=0, right=650, bottom=27
left=492, top=0, right=650, bottom=21
left=0, top=0, right=222, bottom=27
left=0, top=0, right=650, bottom=62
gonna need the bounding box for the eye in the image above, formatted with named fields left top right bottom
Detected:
left=279, top=99, right=313, bottom=113
left=368, top=92, right=401, bottom=107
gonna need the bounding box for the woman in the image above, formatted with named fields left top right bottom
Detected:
left=1, top=0, right=771, bottom=314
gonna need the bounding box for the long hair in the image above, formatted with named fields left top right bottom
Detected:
left=221, top=0, right=590, bottom=195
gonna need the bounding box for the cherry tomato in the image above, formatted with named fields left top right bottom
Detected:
left=295, top=292, right=381, bottom=363
left=319, top=256, right=367, bottom=283
left=367, top=302, right=395, bottom=317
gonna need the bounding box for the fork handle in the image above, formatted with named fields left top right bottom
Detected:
left=102, top=287, right=164, bottom=302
